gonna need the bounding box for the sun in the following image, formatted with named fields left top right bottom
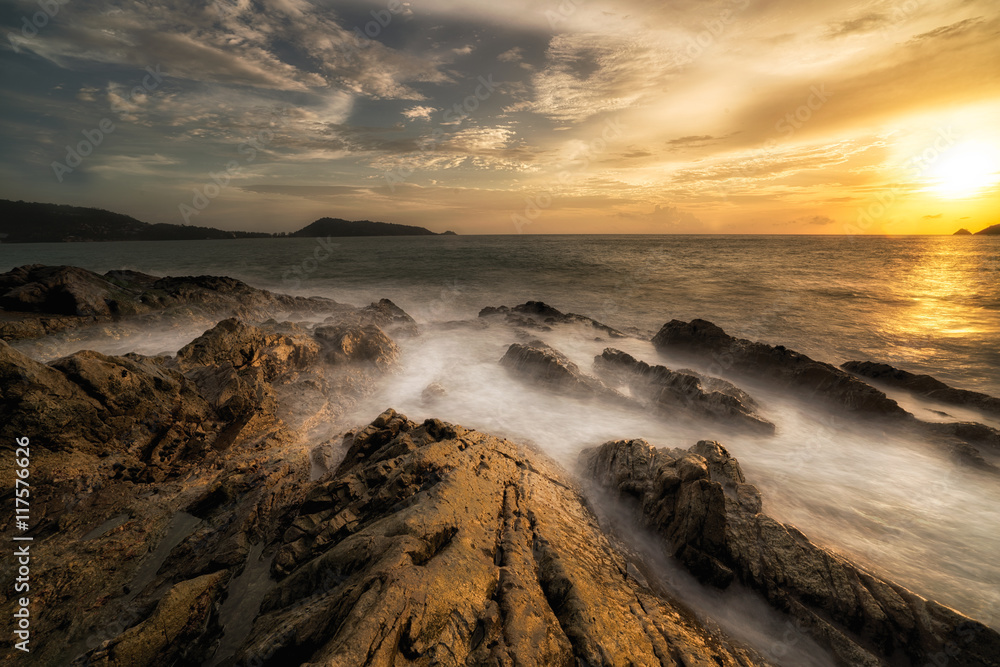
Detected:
left=923, top=141, right=1000, bottom=199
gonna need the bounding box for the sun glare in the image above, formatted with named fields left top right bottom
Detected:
left=923, top=141, right=1000, bottom=199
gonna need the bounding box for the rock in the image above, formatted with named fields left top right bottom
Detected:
left=499, top=340, right=624, bottom=400
left=582, top=438, right=1000, bottom=666
left=421, top=381, right=448, bottom=403
left=653, top=319, right=908, bottom=416
left=0, top=264, right=348, bottom=342
left=953, top=228, right=973, bottom=235
left=313, top=323, right=399, bottom=370
left=678, top=368, right=759, bottom=408
left=595, top=348, right=774, bottom=434
left=242, top=410, right=767, bottom=666
left=0, top=317, right=400, bottom=666
left=480, top=300, right=628, bottom=338
left=81, top=571, right=226, bottom=666
left=324, top=297, right=418, bottom=337
left=842, top=360, right=1000, bottom=418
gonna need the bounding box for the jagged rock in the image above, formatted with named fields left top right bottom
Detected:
left=843, top=360, right=1000, bottom=418
left=595, top=348, right=774, bottom=434
left=582, top=438, right=1000, bottom=666
left=678, top=368, right=759, bottom=408
left=0, top=318, right=401, bottom=666
left=323, top=298, right=418, bottom=337
left=82, top=571, right=226, bottom=666
left=313, top=323, right=399, bottom=370
left=0, top=264, right=347, bottom=342
left=480, top=300, right=628, bottom=337
left=243, top=410, right=766, bottom=666
left=653, top=319, right=908, bottom=416
left=499, top=340, right=624, bottom=400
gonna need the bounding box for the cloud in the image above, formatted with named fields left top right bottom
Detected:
left=828, top=13, right=890, bottom=38
left=909, top=17, right=986, bottom=44
left=617, top=204, right=703, bottom=230
left=238, top=185, right=372, bottom=198
left=402, top=106, right=437, bottom=122
left=523, top=33, right=682, bottom=122
left=923, top=213, right=943, bottom=219
left=497, top=47, right=524, bottom=63
left=775, top=214, right=836, bottom=227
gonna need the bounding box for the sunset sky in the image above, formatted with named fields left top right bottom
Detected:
left=1, top=0, right=998, bottom=234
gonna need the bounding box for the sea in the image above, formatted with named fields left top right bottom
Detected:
left=3, top=234, right=999, bottom=648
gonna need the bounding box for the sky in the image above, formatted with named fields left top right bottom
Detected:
left=1, top=0, right=998, bottom=235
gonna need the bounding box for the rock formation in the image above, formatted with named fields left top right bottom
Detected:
left=246, top=410, right=767, bottom=666
left=652, top=319, right=907, bottom=417
left=0, top=264, right=349, bottom=342
left=594, top=348, right=774, bottom=434
left=582, top=438, right=1000, bottom=666
left=481, top=300, right=631, bottom=338
left=842, top=360, right=1000, bottom=419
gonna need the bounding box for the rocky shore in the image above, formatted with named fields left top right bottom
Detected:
left=1, top=265, right=998, bottom=666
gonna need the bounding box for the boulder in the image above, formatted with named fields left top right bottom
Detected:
left=653, top=319, right=908, bottom=416
left=313, top=323, right=399, bottom=370
left=0, top=264, right=346, bottom=342
left=480, top=300, right=629, bottom=337
left=582, top=438, right=1000, bottom=666
left=595, top=348, right=774, bottom=434
left=842, top=360, right=1000, bottom=418
left=499, top=340, right=624, bottom=400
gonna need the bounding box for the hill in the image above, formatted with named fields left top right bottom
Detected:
left=0, top=200, right=455, bottom=242
left=290, top=217, right=453, bottom=237
left=974, top=223, right=1000, bottom=235
left=0, top=200, right=270, bottom=243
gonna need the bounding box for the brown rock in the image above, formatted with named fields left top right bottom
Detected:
left=582, top=438, right=1000, bottom=666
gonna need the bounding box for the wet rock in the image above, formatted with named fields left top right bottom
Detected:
left=653, top=319, right=908, bottom=416
left=242, top=410, right=766, bottom=666
left=499, top=340, right=624, bottom=400
left=842, top=360, right=1000, bottom=418
left=480, top=300, right=628, bottom=337
left=582, top=438, right=1000, bottom=666
left=0, top=264, right=346, bottom=342
left=595, top=348, right=774, bottom=434
left=81, top=571, right=226, bottom=666
left=421, top=381, right=448, bottom=403
left=0, top=318, right=399, bottom=666
left=313, top=323, right=399, bottom=370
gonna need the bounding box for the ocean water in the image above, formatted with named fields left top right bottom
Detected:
left=5, top=234, right=997, bottom=393
left=3, top=235, right=1000, bottom=636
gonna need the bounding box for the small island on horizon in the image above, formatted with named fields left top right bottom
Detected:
left=0, top=199, right=457, bottom=243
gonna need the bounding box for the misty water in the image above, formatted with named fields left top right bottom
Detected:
left=4, top=235, right=999, bottom=642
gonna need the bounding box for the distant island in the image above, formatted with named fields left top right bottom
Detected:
left=953, top=223, right=999, bottom=236
left=0, top=199, right=455, bottom=243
